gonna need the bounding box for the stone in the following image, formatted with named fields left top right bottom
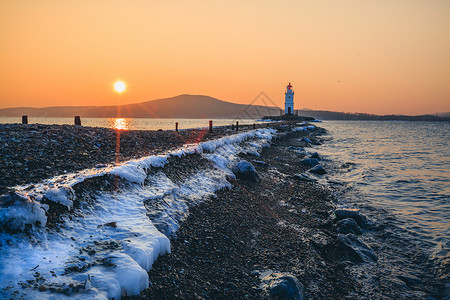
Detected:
left=337, top=234, right=378, bottom=263
left=309, top=152, right=320, bottom=159
left=301, top=137, right=312, bottom=144
left=336, top=218, right=362, bottom=235
left=334, top=209, right=368, bottom=228
left=233, top=160, right=260, bottom=182
left=293, top=173, right=316, bottom=182
left=341, top=162, right=356, bottom=169
left=262, top=273, right=304, bottom=300
left=300, top=158, right=319, bottom=167
left=251, top=160, right=269, bottom=168
left=308, top=164, right=327, bottom=175
left=287, top=146, right=302, bottom=151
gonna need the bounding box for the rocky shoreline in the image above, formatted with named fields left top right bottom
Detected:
left=131, top=126, right=446, bottom=299
left=1, top=122, right=446, bottom=299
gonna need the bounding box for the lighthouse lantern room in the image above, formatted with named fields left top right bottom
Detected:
left=284, top=82, right=294, bottom=115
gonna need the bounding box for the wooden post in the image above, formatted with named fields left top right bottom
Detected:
left=231, top=124, right=235, bottom=130
left=236, top=121, right=239, bottom=131
left=209, top=120, right=213, bottom=133
left=175, top=122, right=178, bottom=132
left=253, top=123, right=256, bottom=129
left=22, top=115, right=28, bottom=124
left=74, top=116, right=81, bottom=126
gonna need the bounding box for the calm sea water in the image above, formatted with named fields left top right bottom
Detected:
left=0, top=117, right=264, bottom=130
left=317, top=121, right=449, bottom=266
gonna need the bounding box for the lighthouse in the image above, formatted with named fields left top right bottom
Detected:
left=284, top=82, right=294, bottom=115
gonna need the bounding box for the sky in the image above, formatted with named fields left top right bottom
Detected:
left=1, top=0, right=449, bottom=115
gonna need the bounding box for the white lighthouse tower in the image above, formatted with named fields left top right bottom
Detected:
left=284, top=82, right=294, bottom=115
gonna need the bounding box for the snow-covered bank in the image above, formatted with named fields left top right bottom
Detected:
left=0, top=128, right=280, bottom=299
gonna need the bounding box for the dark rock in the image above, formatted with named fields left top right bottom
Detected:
left=293, top=173, right=316, bottom=182
left=233, top=160, right=260, bottom=182
left=308, top=164, right=327, bottom=175
left=337, top=218, right=362, bottom=235
left=301, top=137, right=312, bottom=144
left=300, top=158, right=319, bottom=167
left=262, top=273, right=304, bottom=300
left=341, top=162, right=356, bottom=169
left=334, top=209, right=368, bottom=228
left=309, top=152, right=320, bottom=159
left=287, top=146, right=303, bottom=151
left=251, top=160, right=269, bottom=168
left=337, top=234, right=378, bottom=263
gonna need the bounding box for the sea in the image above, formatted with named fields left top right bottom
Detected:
left=0, top=118, right=448, bottom=298
left=316, top=121, right=449, bottom=268
left=0, top=117, right=263, bottom=131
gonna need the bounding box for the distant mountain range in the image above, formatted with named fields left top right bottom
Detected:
left=0, top=94, right=280, bottom=119
left=0, top=94, right=448, bottom=121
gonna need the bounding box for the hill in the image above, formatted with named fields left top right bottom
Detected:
left=0, top=95, right=281, bottom=119
left=296, top=109, right=450, bottom=121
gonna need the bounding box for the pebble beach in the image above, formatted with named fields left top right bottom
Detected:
left=0, top=123, right=258, bottom=195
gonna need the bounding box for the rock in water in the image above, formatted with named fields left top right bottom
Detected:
left=309, top=152, right=320, bottom=159
left=337, top=234, right=378, bottom=263
left=337, top=218, right=362, bottom=235
left=262, top=273, right=305, bottom=300
left=334, top=209, right=369, bottom=228
left=293, top=173, right=316, bottom=182
left=300, top=158, right=319, bottom=167
left=308, top=164, right=327, bottom=175
left=233, top=160, right=260, bottom=182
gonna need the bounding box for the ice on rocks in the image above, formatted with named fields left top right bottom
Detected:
left=0, top=193, right=47, bottom=231
left=293, top=125, right=315, bottom=132
left=43, top=186, right=75, bottom=209
left=0, top=127, right=277, bottom=299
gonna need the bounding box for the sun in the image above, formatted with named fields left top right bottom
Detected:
left=114, top=81, right=126, bottom=93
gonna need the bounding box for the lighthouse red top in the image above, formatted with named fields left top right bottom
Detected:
left=287, top=82, right=292, bottom=90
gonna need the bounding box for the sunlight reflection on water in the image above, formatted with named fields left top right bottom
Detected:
left=0, top=117, right=264, bottom=130
left=110, top=118, right=130, bottom=130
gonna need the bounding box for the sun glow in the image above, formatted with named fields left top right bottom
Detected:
left=112, top=118, right=129, bottom=130
left=114, top=81, right=126, bottom=93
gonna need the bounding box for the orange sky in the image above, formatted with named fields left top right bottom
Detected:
left=1, top=0, right=449, bottom=115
